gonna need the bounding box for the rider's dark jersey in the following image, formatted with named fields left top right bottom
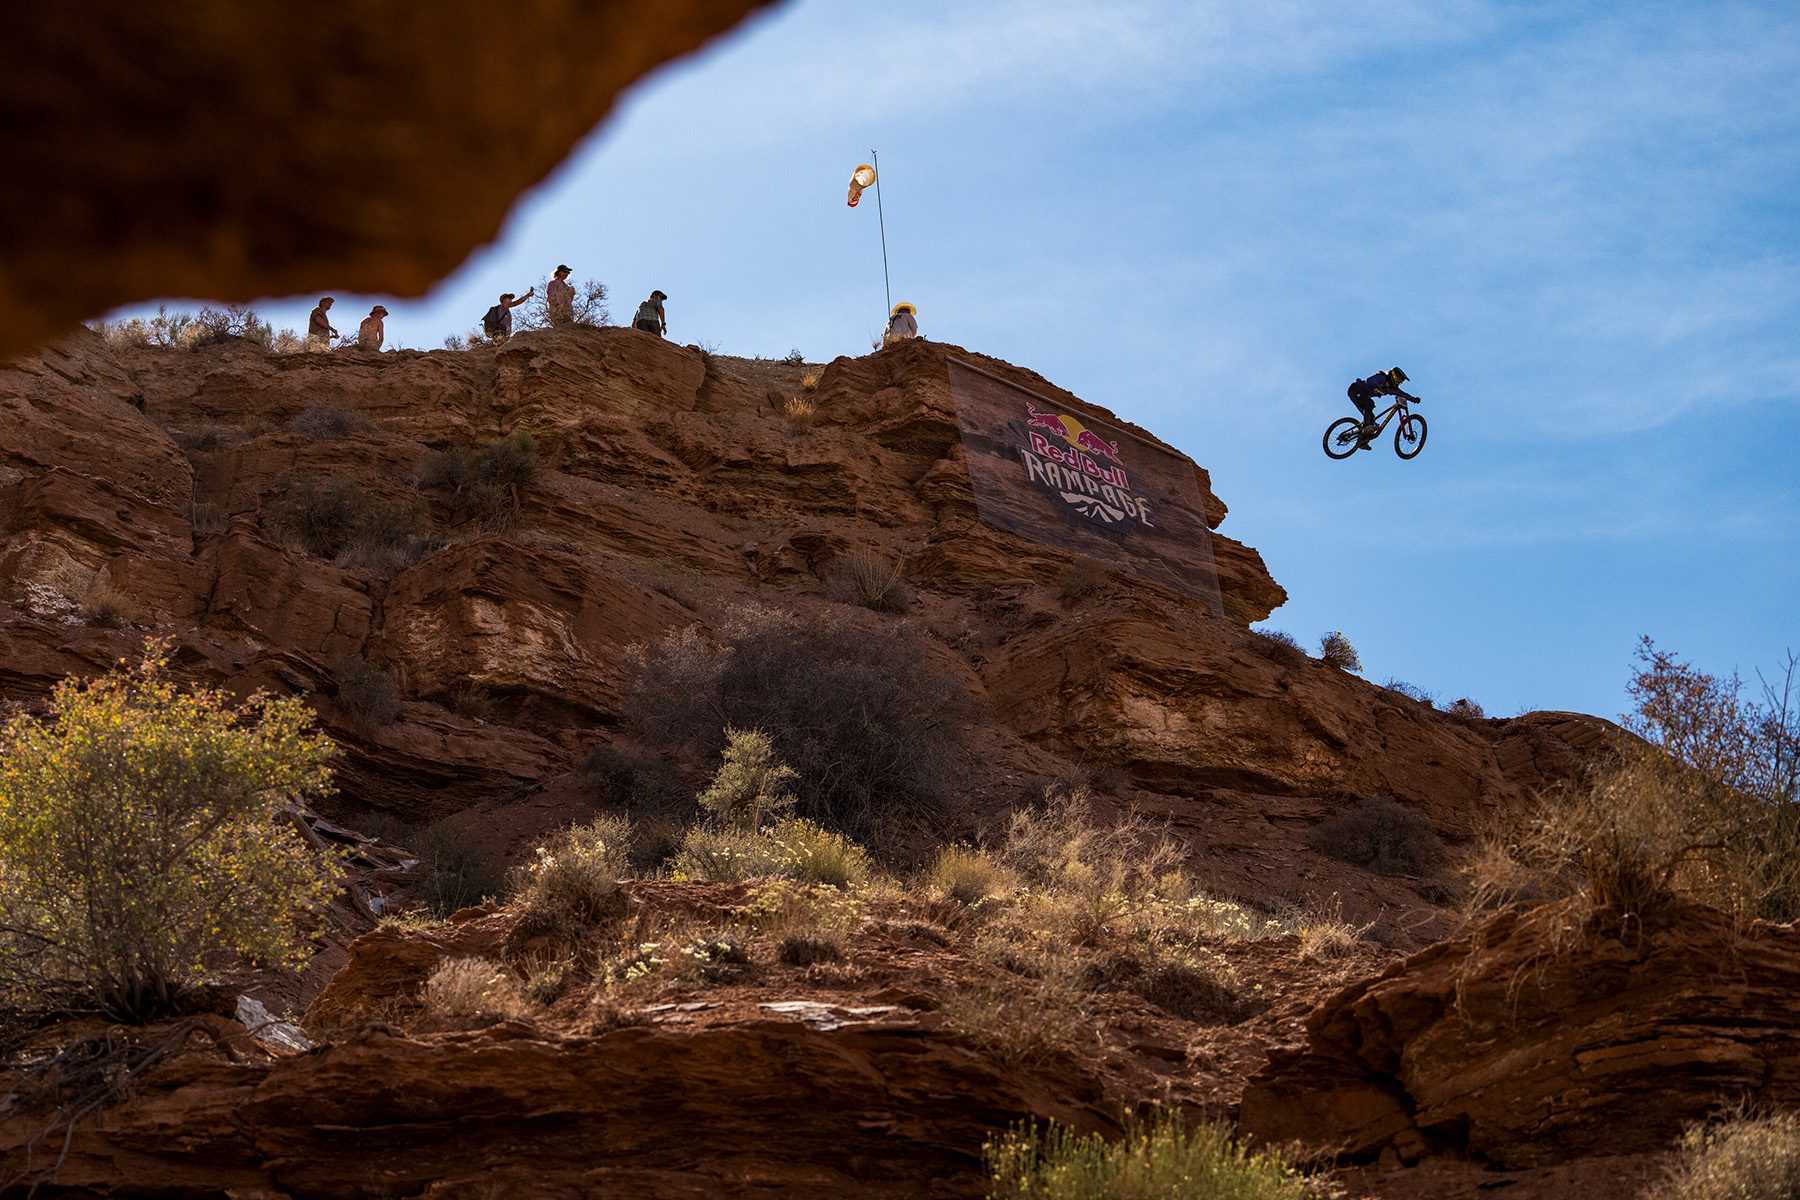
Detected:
left=1354, top=372, right=1399, bottom=397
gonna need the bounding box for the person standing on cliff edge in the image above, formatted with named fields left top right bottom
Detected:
left=482, top=288, right=534, bottom=342
left=307, top=297, right=337, bottom=351
left=547, top=265, right=575, bottom=326
left=633, top=290, right=667, bottom=337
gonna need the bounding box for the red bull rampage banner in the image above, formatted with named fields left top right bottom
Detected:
left=946, top=357, right=1224, bottom=614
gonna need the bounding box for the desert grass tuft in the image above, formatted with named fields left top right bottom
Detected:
left=985, top=1109, right=1323, bottom=1200
left=420, top=957, right=527, bottom=1022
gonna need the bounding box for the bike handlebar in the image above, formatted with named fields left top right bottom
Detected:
left=1397, top=390, right=1421, bottom=404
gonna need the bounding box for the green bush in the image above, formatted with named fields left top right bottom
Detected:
left=1647, top=1114, right=1800, bottom=1200
left=767, top=818, right=870, bottom=888
left=1307, top=797, right=1442, bottom=876
left=1318, top=630, right=1361, bottom=672
left=986, top=1110, right=1321, bottom=1200
left=506, top=816, right=632, bottom=956
left=0, top=642, right=339, bottom=1020
left=628, top=604, right=969, bottom=843
left=670, top=818, right=869, bottom=887
left=698, top=727, right=797, bottom=827
left=671, top=824, right=790, bottom=882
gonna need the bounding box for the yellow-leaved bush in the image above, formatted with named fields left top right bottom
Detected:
left=0, top=640, right=340, bottom=1020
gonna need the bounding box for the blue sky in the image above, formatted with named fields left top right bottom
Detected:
left=115, top=0, right=1799, bottom=720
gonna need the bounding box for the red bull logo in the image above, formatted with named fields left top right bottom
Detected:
left=1017, top=402, right=1151, bottom=528
left=1024, top=402, right=1128, bottom=490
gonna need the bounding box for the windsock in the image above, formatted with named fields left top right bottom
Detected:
left=847, top=163, right=876, bottom=207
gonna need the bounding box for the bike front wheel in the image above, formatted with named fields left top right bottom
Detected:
left=1394, top=413, right=1427, bottom=459
left=1323, top=417, right=1362, bottom=460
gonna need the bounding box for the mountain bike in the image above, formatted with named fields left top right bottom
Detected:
left=1323, top=391, right=1426, bottom=460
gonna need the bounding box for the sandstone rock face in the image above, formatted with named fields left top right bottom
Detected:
left=0, top=330, right=1615, bottom=900
left=0, top=1, right=776, bottom=356
left=1239, top=901, right=1800, bottom=1169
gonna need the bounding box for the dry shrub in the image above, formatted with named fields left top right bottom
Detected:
left=328, top=656, right=400, bottom=736
left=405, top=818, right=507, bottom=915
left=289, top=404, right=367, bottom=440
left=183, top=500, right=226, bottom=538
left=265, top=474, right=438, bottom=574
left=1463, top=639, right=1800, bottom=929
left=507, top=815, right=632, bottom=953
left=1382, top=678, right=1437, bottom=706
left=446, top=680, right=492, bottom=719
left=643, top=558, right=709, bottom=609
left=82, top=586, right=132, bottom=629
left=800, top=372, right=820, bottom=392
left=419, top=432, right=538, bottom=524
left=931, top=845, right=1012, bottom=906
left=1647, top=1113, right=1800, bottom=1200
left=1318, top=630, right=1361, bottom=672
left=523, top=958, right=574, bottom=1006
left=1252, top=629, right=1309, bottom=669
left=173, top=423, right=243, bottom=452
left=628, top=604, right=969, bottom=843
left=732, top=879, right=864, bottom=956
left=1444, top=697, right=1486, bottom=720
left=778, top=934, right=841, bottom=966
left=940, top=974, right=1085, bottom=1067
left=830, top=547, right=910, bottom=613
left=1056, top=558, right=1108, bottom=604
left=671, top=824, right=789, bottom=882
left=1082, top=947, right=1252, bottom=1024
left=1308, top=798, right=1442, bottom=877
left=985, top=1109, right=1322, bottom=1200
left=1296, top=899, right=1365, bottom=963
left=780, top=396, right=817, bottom=428
left=588, top=991, right=653, bottom=1033
left=1134, top=954, right=1253, bottom=1024
left=421, top=957, right=526, bottom=1022
left=576, top=744, right=690, bottom=816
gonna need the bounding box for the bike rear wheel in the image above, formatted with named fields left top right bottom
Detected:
left=1395, top=413, right=1427, bottom=459
left=1323, top=417, right=1362, bottom=460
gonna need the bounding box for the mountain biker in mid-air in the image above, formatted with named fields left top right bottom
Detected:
left=1347, top=368, right=1411, bottom=450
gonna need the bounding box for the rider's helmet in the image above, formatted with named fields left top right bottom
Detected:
left=1388, top=367, right=1409, bottom=385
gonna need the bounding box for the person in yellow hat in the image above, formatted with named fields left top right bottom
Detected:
left=885, top=302, right=918, bottom=343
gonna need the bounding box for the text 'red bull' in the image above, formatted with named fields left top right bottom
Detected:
left=1026, top=431, right=1130, bottom=491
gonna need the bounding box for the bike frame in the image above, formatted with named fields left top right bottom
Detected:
left=1365, top=391, right=1416, bottom=436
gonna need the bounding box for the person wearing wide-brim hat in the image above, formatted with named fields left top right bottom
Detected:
left=357, top=304, right=388, bottom=352
left=633, top=290, right=668, bottom=337
left=885, top=301, right=918, bottom=343
left=548, top=264, right=576, bottom=326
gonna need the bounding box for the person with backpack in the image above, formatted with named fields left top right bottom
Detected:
left=547, top=265, right=576, bottom=326
left=482, top=288, right=534, bottom=342
left=885, top=302, right=918, bottom=343
left=306, top=297, right=338, bottom=351
left=1346, top=367, right=1410, bottom=449
left=633, top=290, right=667, bottom=337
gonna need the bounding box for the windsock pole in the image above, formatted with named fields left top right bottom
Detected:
left=872, top=148, right=892, bottom=317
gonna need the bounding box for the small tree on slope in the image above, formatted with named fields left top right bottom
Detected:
left=0, top=641, right=340, bottom=1021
